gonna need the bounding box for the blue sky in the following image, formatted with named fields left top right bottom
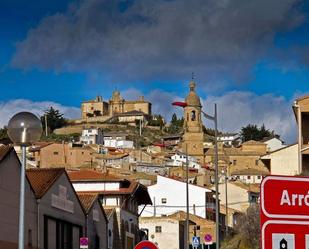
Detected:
left=1, top=0, right=309, bottom=142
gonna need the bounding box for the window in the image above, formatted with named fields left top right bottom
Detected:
left=28, top=229, right=32, bottom=246
left=233, top=160, right=237, bottom=165
left=257, top=176, right=261, bottom=180
left=247, top=176, right=251, bottom=180
left=161, top=198, right=167, bottom=204
left=53, top=151, right=59, bottom=155
left=155, top=226, right=162, bottom=233
left=191, top=110, right=196, bottom=121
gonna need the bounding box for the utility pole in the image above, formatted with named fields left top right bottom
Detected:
left=186, top=144, right=190, bottom=249
left=45, top=114, right=48, bottom=136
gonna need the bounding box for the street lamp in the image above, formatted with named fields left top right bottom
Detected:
left=221, top=168, right=228, bottom=237
left=173, top=101, right=220, bottom=249
left=201, top=104, right=220, bottom=249
left=172, top=101, right=190, bottom=249
left=7, top=112, right=42, bottom=249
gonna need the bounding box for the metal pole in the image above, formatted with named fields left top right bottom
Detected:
left=186, top=144, right=190, bottom=249
left=225, top=169, right=228, bottom=237
left=214, top=104, right=220, bottom=249
left=19, top=146, right=26, bottom=249
left=45, top=114, right=48, bottom=136
left=297, top=104, right=302, bottom=174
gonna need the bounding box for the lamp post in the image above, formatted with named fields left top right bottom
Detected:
left=172, top=102, right=219, bottom=249
left=221, top=168, right=228, bottom=237
left=201, top=104, right=219, bottom=249
left=172, top=102, right=190, bottom=249
left=7, top=112, right=42, bottom=249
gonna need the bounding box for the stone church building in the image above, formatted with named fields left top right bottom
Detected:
left=81, top=91, right=152, bottom=119
left=182, top=81, right=205, bottom=164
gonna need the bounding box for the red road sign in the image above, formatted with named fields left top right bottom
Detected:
left=134, top=241, right=158, bottom=249
left=204, top=234, right=212, bottom=242
left=262, top=220, right=309, bottom=248
left=261, top=176, right=309, bottom=219
left=261, top=176, right=309, bottom=249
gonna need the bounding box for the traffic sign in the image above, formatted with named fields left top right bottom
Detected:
left=80, top=237, right=88, bottom=249
left=260, top=176, right=309, bottom=249
left=134, top=240, right=158, bottom=249
left=204, top=234, right=213, bottom=245
left=192, top=236, right=200, bottom=247
left=261, top=176, right=309, bottom=219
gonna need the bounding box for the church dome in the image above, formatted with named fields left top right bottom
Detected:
left=185, top=81, right=201, bottom=106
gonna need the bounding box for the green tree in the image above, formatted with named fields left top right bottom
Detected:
left=0, top=127, right=8, bottom=140
left=240, top=124, right=278, bottom=142
left=168, top=113, right=184, bottom=134
left=41, top=107, right=67, bottom=133
left=148, top=115, right=165, bottom=130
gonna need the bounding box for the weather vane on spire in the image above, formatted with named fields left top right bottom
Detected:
left=191, top=72, right=195, bottom=80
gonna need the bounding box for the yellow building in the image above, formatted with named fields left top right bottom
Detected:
left=293, top=95, right=309, bottom=173
left=204, top=140, right=269, bottom=176
left=181, top=81, right=204, bottom=163
left=81, top=91, right=151, bottom=119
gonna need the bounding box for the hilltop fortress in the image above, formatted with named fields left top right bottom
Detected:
left=81, top=90, right=152, bottom=121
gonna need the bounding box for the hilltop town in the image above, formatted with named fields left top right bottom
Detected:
left=0, top=80, right=307, bottom=249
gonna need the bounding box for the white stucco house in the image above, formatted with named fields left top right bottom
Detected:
left=261, top=137, right=286, bottom=152
left=103, top=133, right=134, bottom=149
left=80, top=128, right=104, bottom=145
left=141, top=175, right=214, bottom=219
left=261, top=143, right=299, bottom=175
left=167, top=152, right=201, bottom=169
left=231, top=168, right=268, bottom=184
left=217, top=133, right=240, bottom=146
left=139, top=215, right=190, bottom=249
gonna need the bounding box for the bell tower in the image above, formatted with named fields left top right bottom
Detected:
left=182, top=81, right=204, bottom=163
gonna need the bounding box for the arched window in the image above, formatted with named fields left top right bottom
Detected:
left=191, top=110, right=196, bottom=121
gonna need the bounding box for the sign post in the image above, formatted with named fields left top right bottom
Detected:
left=192, top=236, right=200, bottom=248
left=80, top=237, right=88, bottom=249
left=261, top=176, right=309, bottom=249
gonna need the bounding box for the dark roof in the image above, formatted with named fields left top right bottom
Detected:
left=162, top=134, right=182, bottom=139
left=26, top=168, right=65, bottom=198
left=0, top=145, right=13, bottom=162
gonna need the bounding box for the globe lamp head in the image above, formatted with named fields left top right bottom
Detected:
left=7, top=112, right=42, bottom=146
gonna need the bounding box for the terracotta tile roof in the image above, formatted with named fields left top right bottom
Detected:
left=231, top=168, right=269, bottom=176
left=77, top=193, right=98, bottom=214
left=241, top=140, right=264, bottom=145
left=0, top=145, right=13, bottom=162
left=68, top=169, right=122, bottom=182
left=104, top=208, right=115, bottom=218
left=26, top=168, right=65, bottom=198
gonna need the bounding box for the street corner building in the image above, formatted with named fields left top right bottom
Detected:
left=0, top=144, right=108, bottom=249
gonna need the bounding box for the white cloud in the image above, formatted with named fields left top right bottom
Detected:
left=122, top=87, right=297, bottom=143
left=0, top=91, right=297, bottom=144
left=203, top=91, right=297, bottom=143
left=0, top=99, right=80, bottom=128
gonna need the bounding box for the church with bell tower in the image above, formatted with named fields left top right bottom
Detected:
left=182, top=81, right=205, bottom=163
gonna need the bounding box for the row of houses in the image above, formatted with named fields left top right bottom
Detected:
left=0, top=144, right=152, bottom=249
